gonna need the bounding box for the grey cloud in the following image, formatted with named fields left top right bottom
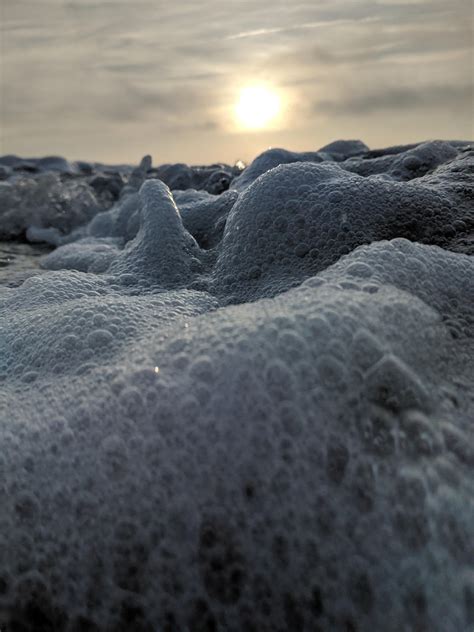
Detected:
left=315, top=84, right=473, bottom=115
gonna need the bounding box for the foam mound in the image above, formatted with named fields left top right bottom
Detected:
left=0, top=140, right=473, bottom=631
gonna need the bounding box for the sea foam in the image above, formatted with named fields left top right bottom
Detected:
left=0, top=140, right=473, bottom=631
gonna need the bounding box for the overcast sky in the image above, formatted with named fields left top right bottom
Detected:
left=1, top=0, right=473, bottom=164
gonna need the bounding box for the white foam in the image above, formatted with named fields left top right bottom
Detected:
left=0, top=141, right=473, bottom=630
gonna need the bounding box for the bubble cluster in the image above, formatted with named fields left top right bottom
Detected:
left=214, top=147, right=473, bottom=302
left=0, top=154, right=241, bottom=243
left=0, top=140, right=473, bottom=630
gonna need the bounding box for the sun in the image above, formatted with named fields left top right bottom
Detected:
left=235, top=85, right=281, bottom=130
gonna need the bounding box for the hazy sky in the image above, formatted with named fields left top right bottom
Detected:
left=1, top=0, right=473, bottom=164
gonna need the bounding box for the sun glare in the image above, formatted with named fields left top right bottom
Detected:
left=235, top=85, right=281, bottom=130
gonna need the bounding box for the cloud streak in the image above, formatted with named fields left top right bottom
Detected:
left=226, top=17, right=379, bottom=40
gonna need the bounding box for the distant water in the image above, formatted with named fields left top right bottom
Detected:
left=0, top=241, right=53, bottom=286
